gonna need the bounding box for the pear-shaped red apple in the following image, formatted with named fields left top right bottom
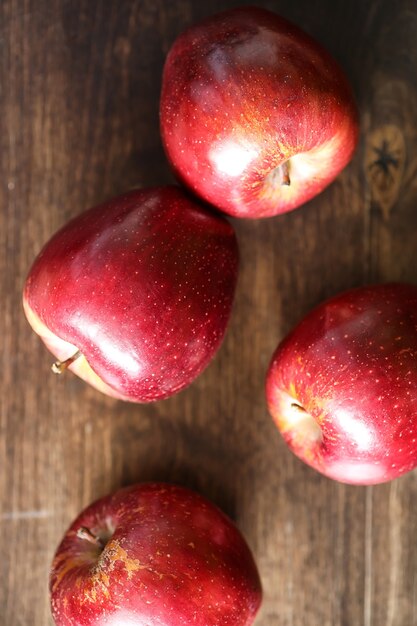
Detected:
left=49, top=483, right=262, bottom=626
left=160, top=6, right=359, bottom=219
left=266, top=283, right=417, bottom=485
left=23, top=186, right=239, bottom=402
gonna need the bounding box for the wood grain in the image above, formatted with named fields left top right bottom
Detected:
left=1, top=1, right=417, bottom=624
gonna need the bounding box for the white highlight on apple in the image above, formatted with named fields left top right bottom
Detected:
left=104, top=342, right=143, bottom=377
left=79, top=319, right=144, bottom=378
left=335, top=407, right=374, bottom=451
left=232, top=29, right=280, bottom=66
left=210, top=141, right=258, bottom=177
left=102, top=611, right=163, bottom=626
left=328, top=460, right=386, bottom=484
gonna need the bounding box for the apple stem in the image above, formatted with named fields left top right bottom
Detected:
left=279, top=161, right=291, bottom=186
left=51, top=350, right=82, bottom=374
left=291, top=402, right=306, bottom=412
left=76, top=526, right=105, bottom=550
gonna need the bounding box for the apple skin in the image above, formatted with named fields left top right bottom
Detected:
left=23, top=186, right=239, bottom=402
left=50, top=483, right=262, bottom=626
left=266, top=283, right=417, bottom=485
left=160, top=6, right=359, bottom=219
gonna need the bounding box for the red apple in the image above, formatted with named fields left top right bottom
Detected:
left=266, top=283, right=417, bottom=485
left=160, top=6, right=359, bottom=219
left=23, top=186, right=238, bottom=402
left=50, top=483, right=262, bottom=625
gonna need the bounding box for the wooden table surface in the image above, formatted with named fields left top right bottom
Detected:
left=2, top=1, right=417, bottom=624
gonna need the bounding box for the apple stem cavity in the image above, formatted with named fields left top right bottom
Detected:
left=266, top=161, right=291, bottom=190
left=51, top=350, right=82, bottom=374
left=278, top=161, right=291, bottom=186
left=76, top=526, right=105, bottom=550
left=288, top=401, right=323, bottom=446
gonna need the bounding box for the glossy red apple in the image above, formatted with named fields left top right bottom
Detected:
left=160, top=6, right=359, bottom=219
left=50, top=483, right=262, bottom=625
left=266, top=283, right=417, bottom=485
left=23, top=186, right=238, bottom=402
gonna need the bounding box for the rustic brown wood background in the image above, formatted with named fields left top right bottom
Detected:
left=2, top=0, right=417, bottom=624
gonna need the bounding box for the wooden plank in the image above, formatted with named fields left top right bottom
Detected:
left=1, top=1, right=416, bottom=624
left=361, top=3, right=417, bottom=626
